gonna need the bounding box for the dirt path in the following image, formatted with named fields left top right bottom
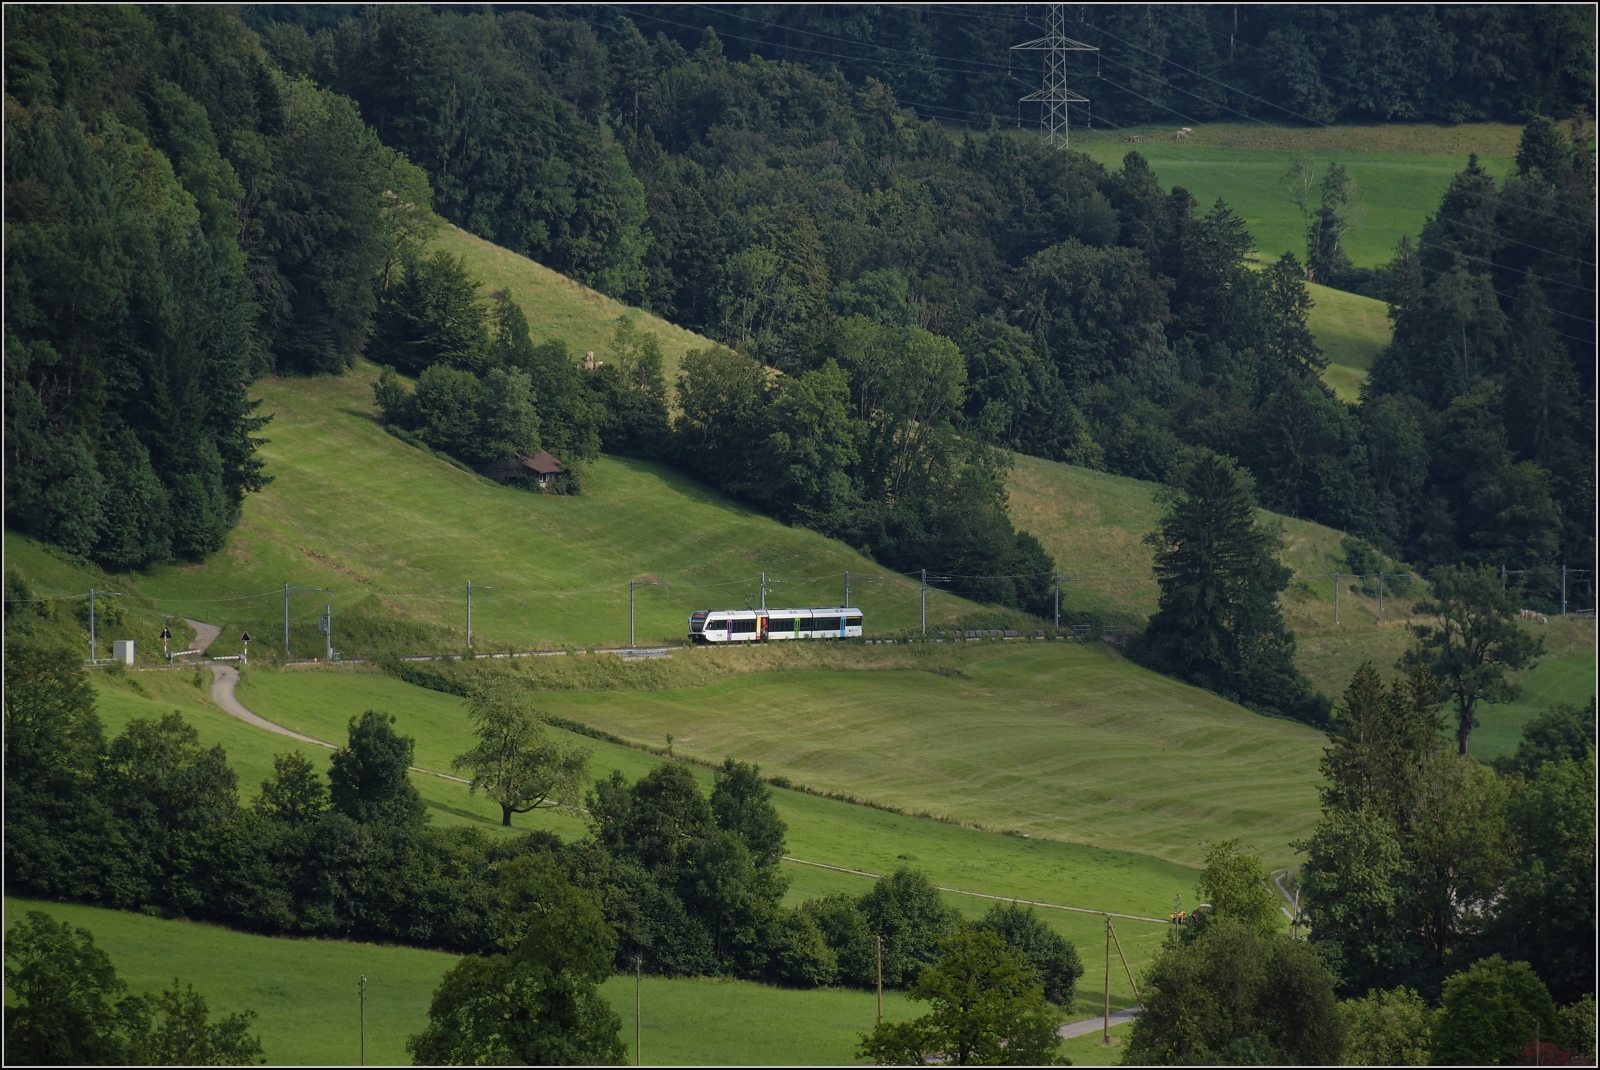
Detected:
left=185, top=618, right=222, bottom=654
left=1060, top=1006, right=1141, bottom=1039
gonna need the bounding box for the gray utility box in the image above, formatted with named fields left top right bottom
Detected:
left=112, top=640, right=135, bottom=665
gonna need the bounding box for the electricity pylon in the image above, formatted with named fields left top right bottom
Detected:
left=1012, top=4, right=1098, bottom=149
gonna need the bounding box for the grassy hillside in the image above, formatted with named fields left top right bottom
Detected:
left=5, top=364, right=1015, bottom=660
left=1306, top=279, right=1391, bottom=403
left=1075, top=122, right=1519, bottom=269
left=431, top=223, right=712, bottom=402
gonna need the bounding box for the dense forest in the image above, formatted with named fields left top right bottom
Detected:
left=7, top=5, right=1596, bottom=620
left=595, top=5, right=1596, bottom=131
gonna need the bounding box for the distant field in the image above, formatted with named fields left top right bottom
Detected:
left=2, top=897, right=923, bottom=1067
left=1075, top=122, right=1518, bottom=269
left=430, top=224, right=713, bottom=403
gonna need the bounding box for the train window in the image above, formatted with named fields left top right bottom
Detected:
left=846, top=616, right=863, bottom=628
left=731, top=618, right=758, bottom=633
left=771, top=618, right=795, bottom=631
left=704, top=618, right=726, bottom=630
left=812, top=617, right=839, bottom=631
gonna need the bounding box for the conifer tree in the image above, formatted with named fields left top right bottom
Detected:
left=1135, top=452, right=1319, bottom=721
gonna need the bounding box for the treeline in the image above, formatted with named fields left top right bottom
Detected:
left=1364, top=126, right=1596, bottom=596
left=602, top=4, right=1595, bottom=130
left=4, top=7, right=437, bottom=569
left=3, top=631, right=1081, bottom=1008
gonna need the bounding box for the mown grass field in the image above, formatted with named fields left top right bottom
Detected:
left=430, top=224, right=714, bottom=403
left=422, top=643, right=1330, bottom=871
left=1, top=897, right=927, bottom=1067
left=1075, top=122, right=1520, bottom=269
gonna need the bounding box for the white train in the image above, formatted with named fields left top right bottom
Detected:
left=689, top=607, right=863, bottom=644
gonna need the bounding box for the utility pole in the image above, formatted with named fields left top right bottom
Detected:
left=875, top=935, right=883, bottom=1025
left=1561, top=564, right=1567, bottom=616
left=1053, top=568, right=1060, bottom=633
left=920, top=569, right=928, bottom=636
left=1103, top=915, right=1111, bottom=1042
left=466, top=581, right=492, bottom=649
left=359, top=975, right=366, bottom=1066
left=88, top=588, right=97, bottom=663
left=760, top=572, right=767, bottom=612
left=1376, top=572, right=1384, bottom=621
left=320, top=601, right=333, bottom=662
left=1107, top=918, right=1140, bottom=1001
left=635, top=958, right=642, bottom=1067
left=284, top=582, right=291, bottom=654
left=844, top=570, right=850, bottom=609
left=1012, top=3, right=1097, bottom=149
left=1333, top=572, right=1340, bottom=625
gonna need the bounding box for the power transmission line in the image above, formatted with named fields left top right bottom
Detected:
left=1011, top=4, right=1096, bottom=149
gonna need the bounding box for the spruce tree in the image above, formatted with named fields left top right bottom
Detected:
left=1135, top=452, right=1319, bottom=721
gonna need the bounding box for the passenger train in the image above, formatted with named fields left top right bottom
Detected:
left=689, top=607, right=863, bottom=644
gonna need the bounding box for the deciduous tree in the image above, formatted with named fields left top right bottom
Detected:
left=453, top=678, right=590, bottom=827
left=1401, top=565, right=1543, bottom=755
left=858, top=929, right=1063, bottom=1066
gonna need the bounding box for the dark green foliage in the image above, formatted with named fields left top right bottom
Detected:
left=1488, top=751, right=1597, bottom=1004
left=1134, top=452, right=1322, bottom=722
left=3, top=911, right=138, bottom=1065
left=4, top=5, right=452, bottom=567
left=710, top=759, right=786, bottom=868
left=1430, top=956, right=1557, bottom=1067
left=970, top=904, right=1083, bottom=1008
left=3, top=911, right=264, bottom=1066
left=858, top=929, right=1064, bottom=1066
left=857, top=868, right=963, bottom=988
left=371, top=252, right=492, bottom=375
left=1123, top=917, right=1342, bottom=1066
left=327, top=710, right=426, bottom=827
left=1365, top=128, right=1594, bottom=583
left=408, top=856, right=625, bottom=1066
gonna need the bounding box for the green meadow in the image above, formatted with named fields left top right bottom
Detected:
left=1305, top=279, right=1391, bottom=403
left=2, top=897, right=929, bottom=1067
left=1075, top=121, right=1520, bottom=269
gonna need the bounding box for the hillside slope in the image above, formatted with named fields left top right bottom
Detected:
left=4, top=365, right=1016, bottom=658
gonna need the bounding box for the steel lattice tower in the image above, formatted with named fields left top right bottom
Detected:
left=1012, top=4, right=1098, bottom=149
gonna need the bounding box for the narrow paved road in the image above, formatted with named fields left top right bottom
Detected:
left=205, top=657, right=469, bottom=784
left=1060, top=1007, right=1140, bottom=1039
left=208, top=663, right=333, bottom=750
left=185, top=618, right=222, bottom=654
